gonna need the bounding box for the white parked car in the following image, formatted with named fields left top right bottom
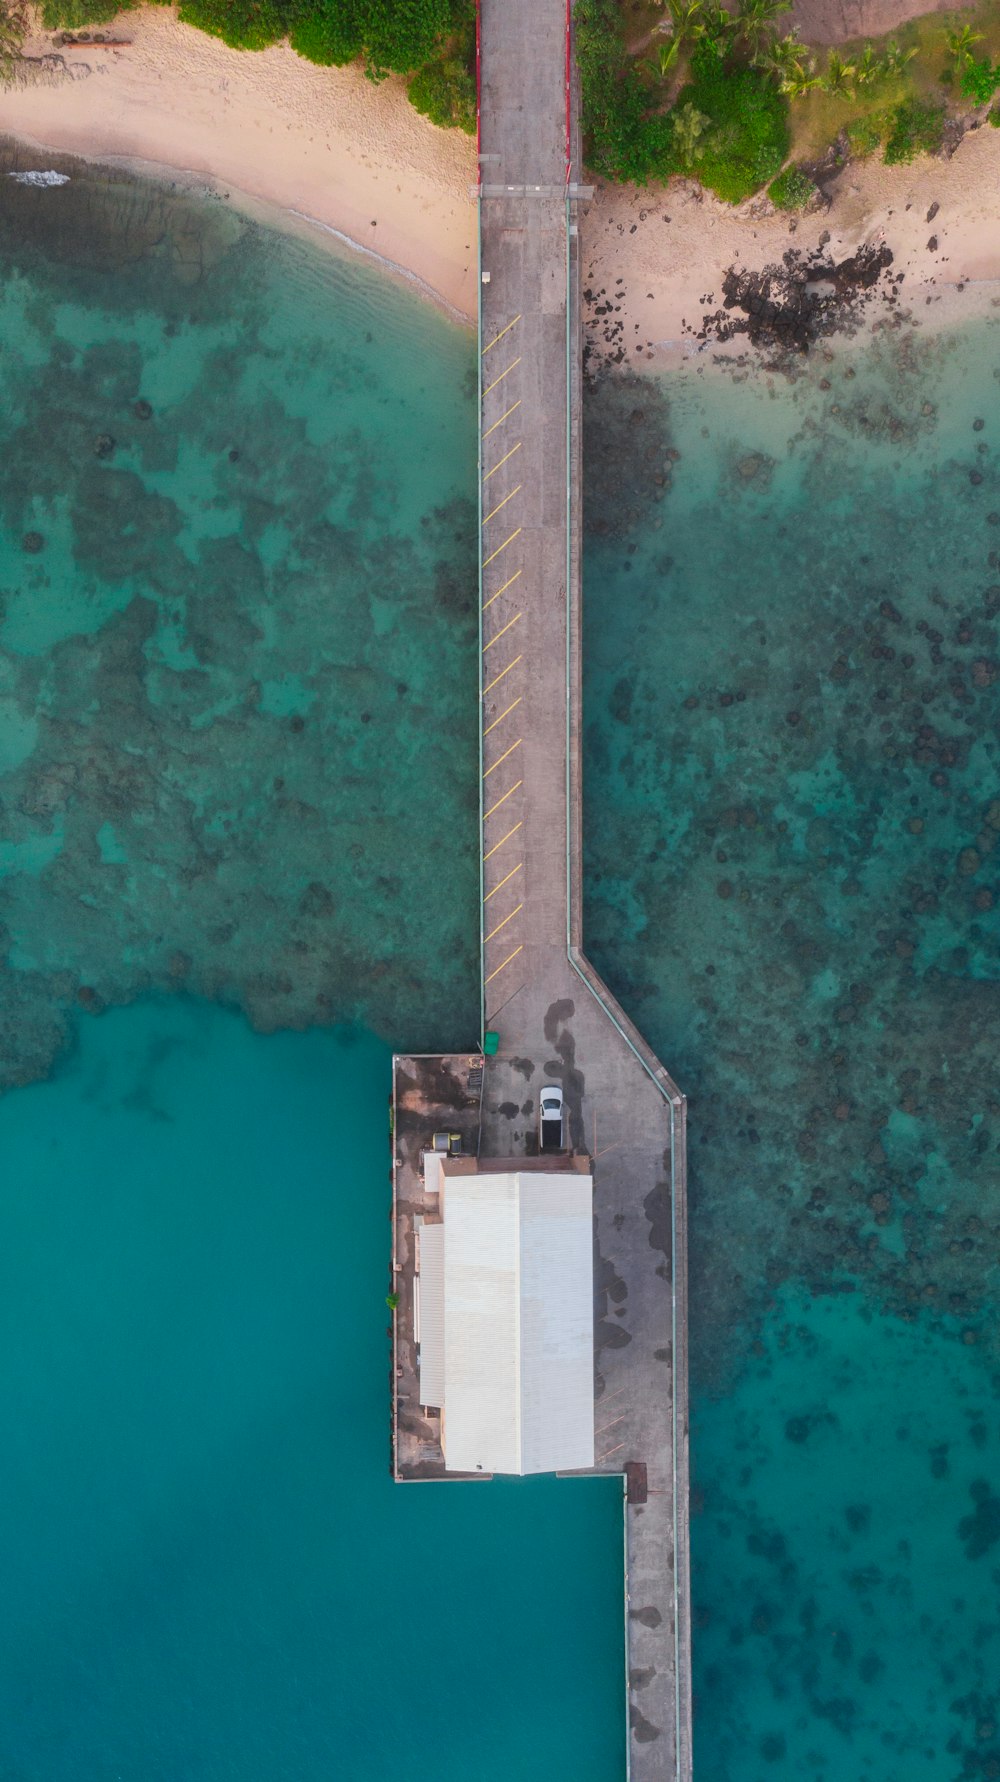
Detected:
left=539, top=1085, right=565, bottom=1152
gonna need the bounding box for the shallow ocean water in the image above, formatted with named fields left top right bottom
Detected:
left=0, top=160, right=626, bottom=1779
left=0, top=150, right=479, bottom=1088
left=583, top=321, right=1000, bottom=1778
left=3, top=148, right=1000, bottom=1781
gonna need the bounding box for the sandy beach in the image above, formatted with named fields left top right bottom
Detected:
left=585, top=121, right=1000, bottom=366
left=2, top=3, right=1000, bottom=355
left=1, top=7, right=480, bottom=316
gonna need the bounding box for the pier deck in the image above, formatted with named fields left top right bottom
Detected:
left=475, top=0, right=692, bottom=1772
left=390, top=0, right=692, bottom=1774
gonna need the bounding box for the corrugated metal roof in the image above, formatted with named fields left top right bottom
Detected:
left=441, top=1171, right=594, bottom=1476
left=417, top=1222, right=445, bottom=1409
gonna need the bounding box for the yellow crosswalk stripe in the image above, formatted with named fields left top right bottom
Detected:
left=483, top=569, right=521, bottom=611
left=482, top=314, right=521, bottom=355
left=483, top=779, right=523, bottom=820
left=483, top=738, right=522, bottom=779
left=485, top=944, right=523, bottom=985
left=484, top=485, right=522, bottom=524
left=482, top=400, right=521, bottom=439
left=483, top=358, right=521, bottom=398
left=483, top=655, right=522, bottom=696
left=483, top=442, right=522, bottom=483
left=483, top=821, right=522, bottom=862
left=484, top=902, right=523, bottom=943
left=483, top=862, right=523, bottom=901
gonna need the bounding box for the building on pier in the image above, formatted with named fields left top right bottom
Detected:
left=415, top=1156, right=594, bottom=1476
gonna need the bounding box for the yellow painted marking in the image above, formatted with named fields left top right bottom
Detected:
left=482, top=400, right=521, bottom=440
left=483, top=442, right=522, bottom=483
left=484, top=902, right=523, bottom=943
left=483, top=697, right=521, bottom=737
left=485, top=944, right=524, bottom=985
left=482, top=529, right=521, bottom=570
left=483, top=358, right=521, bottom=398
left=482, top=314, right=521, bottom=355
left=483, top=655, right=522, bottom=696
left=483, top=861, right=523, bottom=901
left=483, top=738, right=522, bottom=779
left=483, top=485, right=522, bottom=525
left=483, top=821, right=522, bottom=862
left=483, top=612, right=521, bottom=653
left=483, top=779, right=523, bottom=820
left=483, top=569, right=521, bottom=611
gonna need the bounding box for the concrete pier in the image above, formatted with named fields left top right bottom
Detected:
left=475, top=2, right=692, bottom=1773
left=390, top=1, right=692, bottom=1774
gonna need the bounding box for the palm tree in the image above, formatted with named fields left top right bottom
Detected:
left=733, top=0, right=791, bottom=55
left=855, top=42, right=883, bottom=84
left=823, top=49, right=857, bottom=97
left=782, top=65, right=823, bottom=98
left=672, top=101, right=712, bottom=166
left=699, top=1, right=735, bottom=49
left=666, top=0, right=705, bottom=40
left=647, top=35, right=683, bottom=78
left=648, top=0, right=703, bottom=84
left=753, top=31, right=811, bottom=83
left=881, top=38, right=917, bottom=76
left=945, top=23, right=984, bottom=68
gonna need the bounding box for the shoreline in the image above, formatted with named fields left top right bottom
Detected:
left=0, top=8, right=481, bottom=319
left=4, top=129, right=478, bottom=327
left=2, top=6, right=1000, bottom=363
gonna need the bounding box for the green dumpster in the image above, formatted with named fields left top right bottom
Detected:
left=483, top=1030, right=499, bottom=1057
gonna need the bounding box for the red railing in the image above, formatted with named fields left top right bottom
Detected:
left=475, top=0, right=482, bottom=180
left=565, top=0, right=573, bottom=182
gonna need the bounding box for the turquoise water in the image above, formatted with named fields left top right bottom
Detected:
left=583, top=327, right=1000, bottom=1778
left=0, top=158, right=623, bottom=1779
left=4, top=145, right=1000, bottom=1781
left=0, top=998, right=625, bottom=1779
left=0, top=151, right=479, bottom=1088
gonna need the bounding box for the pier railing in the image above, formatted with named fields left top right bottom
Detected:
left=560, top=91, right=692, bottom=1778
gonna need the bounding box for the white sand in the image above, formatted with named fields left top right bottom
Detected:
left=1, top=6, right=480, bottom=317
left=584, top=123, right=1000, bottom=367
left=2, top=4, right=1000, bottom=358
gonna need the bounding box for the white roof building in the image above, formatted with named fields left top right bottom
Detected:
left=418, top=1166, right=595, bottom=1476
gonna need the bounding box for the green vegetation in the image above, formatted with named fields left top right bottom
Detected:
left=991, top=101, right=1000, bottom=122
left=959, top=51, right=1000, bottom=101
left=576, top=1, right=788, bottom=196
left=20, top=0, right=1000, bottom=190
left=768, top=161, right=815, bottom=207
left=844, top=113, right=883, bottom=155
left=35, top=0, right=477, bottom=126
left=40, top=0, right=138, bottom=26
left=673, top=41, right=788, bottom=199
left=576, top=0, right=671, bottom=182
left=883, top=94, right=945, bottom=161
left=178, top=0, right=288, bottom=52
left=1, top=0, right=26, bottom=78
left=408, top=54, right=475, bottom=129
left=945, top=21, right=984, bottom=70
